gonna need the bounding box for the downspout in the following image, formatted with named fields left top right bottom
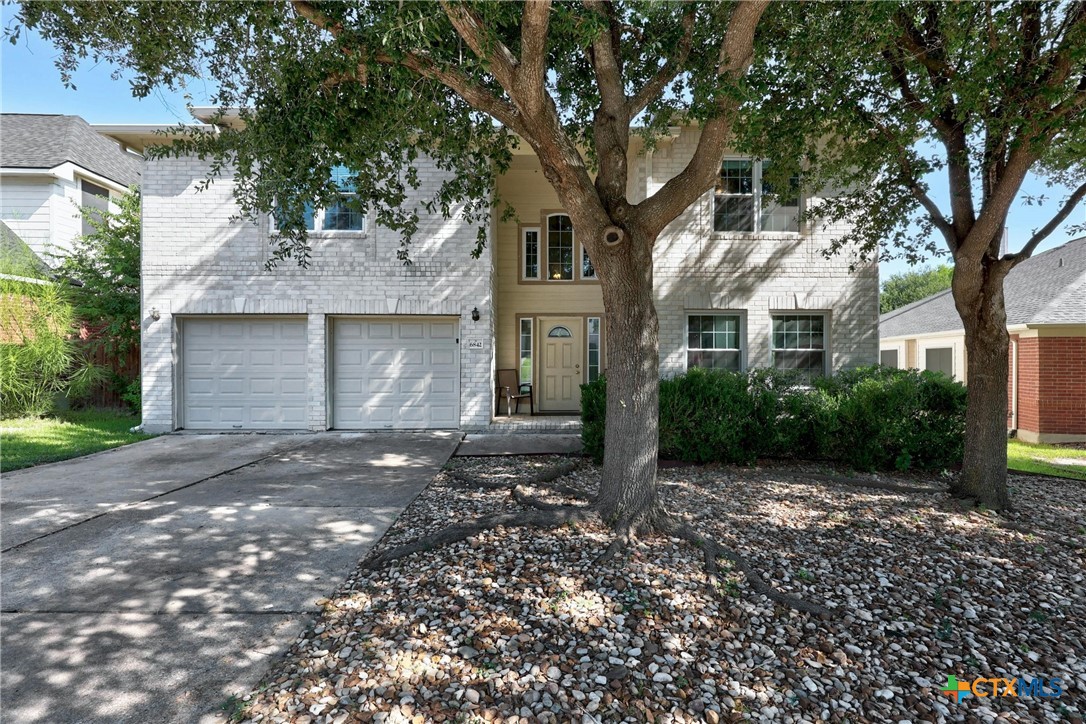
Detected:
left=1009, top=337, right=1018, bottom=435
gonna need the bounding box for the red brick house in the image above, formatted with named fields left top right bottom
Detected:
left=879, top=237, right=1085, bottom=444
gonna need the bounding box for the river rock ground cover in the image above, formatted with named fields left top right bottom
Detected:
left=239, top=456, right=1086, bottom=723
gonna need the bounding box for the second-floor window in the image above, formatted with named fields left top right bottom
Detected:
left=547, top=214, right=574, bottom=280
left=272, top=165, right=366, bottom=233
left=714, top=159, right=799, bottom=233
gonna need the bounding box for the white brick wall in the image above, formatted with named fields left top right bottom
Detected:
left=645, top=128, right=879, bottom=377
left=140, top=155, right=493, bottom=433
left=141, top=128, right=877, bottom=432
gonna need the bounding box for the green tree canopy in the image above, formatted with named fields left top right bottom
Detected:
left=741, top=0, right=1086, bottom=509
left=56, top=187, right=141, bottom=357
left=880, top=264, right=953, bottom=314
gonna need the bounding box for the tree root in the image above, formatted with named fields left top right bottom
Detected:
left=446, top=458, right=584, bottom=494
left=368, top=462, right=834, bottom=618
left=652, top=512, right=836, bottom=619
left=364, top=505, right=594, bottom=569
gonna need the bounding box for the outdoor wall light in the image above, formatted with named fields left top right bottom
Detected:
left=471, top=307, right=481, bottom=322
left=150, top=307, right=161, bottom=321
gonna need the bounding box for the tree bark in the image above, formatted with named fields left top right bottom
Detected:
left=952, top=257, right=1012, bottom=509
left=591, top=229, right=661, bottom=529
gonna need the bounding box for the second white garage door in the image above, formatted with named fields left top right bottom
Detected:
left=332, top=317, right=460, bottom=429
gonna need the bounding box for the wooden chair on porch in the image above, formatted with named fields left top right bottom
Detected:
left=496, top=368, right=533, bottom=416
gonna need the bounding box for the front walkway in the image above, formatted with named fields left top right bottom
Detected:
left=0, top=432, right=459, bottom=723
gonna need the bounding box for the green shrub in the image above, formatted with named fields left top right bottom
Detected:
left=581, top=365, right=966, bottom=471
left=0, top=279, right=105, bottom=418
left=119, top=376, right=142, bottom=414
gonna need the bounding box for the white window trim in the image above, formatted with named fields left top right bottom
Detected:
left=918, top=337, right=963, bottom=382
left=587, top=316, right=603, bottom=381
left=518, top=317, right=534, bottom=385
left=711, top=157, right=802, bottom=238
left=269, top=195, right=367, bottom=236
left=769, top=311, right=830, bottom=377
left=522, top=226, right=541, bottom=280
left=685, top=311, right=747, bottom=372
left=879, top=341, right=906, bottom=369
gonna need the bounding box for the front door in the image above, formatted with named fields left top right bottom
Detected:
left=539, top=317, right=583, bottom=412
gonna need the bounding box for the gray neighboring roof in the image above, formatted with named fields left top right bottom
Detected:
left=881, top=236, right=1086, bottom=338
left=0, top=113, right=142, bottom=187
left=0, top=221, right=52, bottom=279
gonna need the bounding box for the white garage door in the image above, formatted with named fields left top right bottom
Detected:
left=182, top=317, right=308, bottom=430
left=332, top=317, right=459, bottom=429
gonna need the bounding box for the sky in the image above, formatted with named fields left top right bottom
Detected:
left=3, top=19, right=1083, bottom=282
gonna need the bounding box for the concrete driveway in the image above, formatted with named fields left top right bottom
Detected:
left=0, top=432, right=460, bottom=723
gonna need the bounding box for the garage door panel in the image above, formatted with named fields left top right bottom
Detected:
left=183, top=318, right=308, bottom=430
left=333, top=317, right=460, bottom=430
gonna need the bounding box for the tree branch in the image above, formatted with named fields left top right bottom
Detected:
left=1006, top=179, right=1086, bottom=263
left=516, top=0, right=551, bottom=113
left=634, top=0, right=769, bottom=239
left=584, top=0, right=628, bottom=118
left=291, top=0, right=527, bottom=135
left=439, top=0, right=519, bottom=90
left=628, top=3, right=697, bottom=117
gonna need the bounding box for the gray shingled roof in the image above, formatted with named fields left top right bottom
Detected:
left=881, top=236, right=1086, bottom=337
left=0, top=114, right=142, bottom=187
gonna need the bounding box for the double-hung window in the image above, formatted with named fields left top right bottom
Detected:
left=714, top=159, right=799, bottom=233
left=80, top=180, right=111, bottom=236
left=687, top=314, right=743, bottom=371
left=771, top=313, right=827, bottom=379
left=271, top=165, right=366, bottom=233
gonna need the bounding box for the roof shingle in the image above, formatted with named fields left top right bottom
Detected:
left=880, top=236, right=1086, bottom=337
left=0, top=113, right=142, bottom=187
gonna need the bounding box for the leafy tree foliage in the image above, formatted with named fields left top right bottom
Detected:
left=56, top=187, right=141, bottom=358
left=743, top=1, right=1086, bottom=508
left=10, top=1, right=775, bottom=545
left=880, top=265, right=953, bottom=313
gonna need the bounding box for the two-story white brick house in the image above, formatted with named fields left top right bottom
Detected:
left=101, top=113, right=878, bottom=434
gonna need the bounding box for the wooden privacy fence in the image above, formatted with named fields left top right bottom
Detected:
left=79, top=321, right=140, bottom=408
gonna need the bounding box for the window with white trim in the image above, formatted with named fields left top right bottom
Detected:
left=687, top=314, right=743, bottom=371
left=546, top=214, right=574, bottom=280
left=522, top=227, right=540, bottom=280
left=519, top=318, right=533, bottom=384
left=714, top=159, right=799, bottom=233
left=587, top=317, right=602, bottom=381
left=771, top=313, right=827, bottom=379
left=271, top=165, right=366, bottom=233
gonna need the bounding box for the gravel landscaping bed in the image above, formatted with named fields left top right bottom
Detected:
left=240, top=457, right=1086, bottom=723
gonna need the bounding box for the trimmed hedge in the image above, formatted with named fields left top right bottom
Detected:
left=581, top=365, right=966, bottom=472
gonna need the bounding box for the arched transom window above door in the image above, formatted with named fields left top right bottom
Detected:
left=547, top=325, right=573, bottom=338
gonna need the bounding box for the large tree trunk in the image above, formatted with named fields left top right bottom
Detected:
left=593, top=230, right=661, bottom=529
left=952, top=259, right=1012, bottom=510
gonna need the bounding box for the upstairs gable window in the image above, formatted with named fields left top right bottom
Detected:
left=714, top=159, right=799, bottom=233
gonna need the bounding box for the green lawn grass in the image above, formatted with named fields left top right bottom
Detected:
left=1, top=410, right=154, bottom=472
left=1008, top=439, right=1086, bottom=482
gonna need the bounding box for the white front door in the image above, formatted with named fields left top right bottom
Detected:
left=331, top=316, right=460, bottom=429
left=538, top=317, right=582, bottom=412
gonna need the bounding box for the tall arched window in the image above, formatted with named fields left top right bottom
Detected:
left=547, top=214, right=574, bottom=280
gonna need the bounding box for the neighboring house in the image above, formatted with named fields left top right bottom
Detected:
left=880, top=236, right=1086, bottom=444
left=99, top=110, right=878, bottom=433
left=0, top=113, right=142, bottom=263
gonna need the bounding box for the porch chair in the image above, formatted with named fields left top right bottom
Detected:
left=496, top=368, right=533, bottom=417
